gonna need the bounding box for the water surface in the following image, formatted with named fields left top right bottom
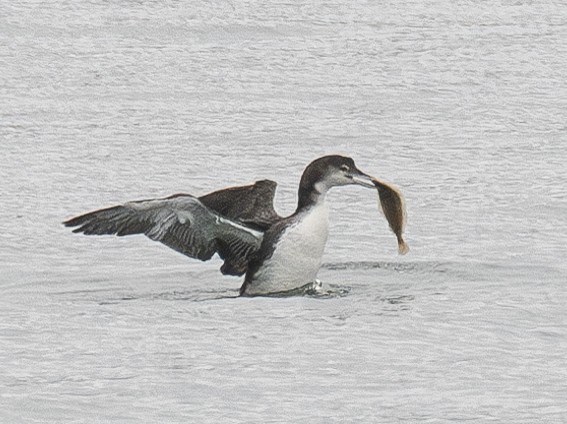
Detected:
left=1, top=1, right=566, bottom=423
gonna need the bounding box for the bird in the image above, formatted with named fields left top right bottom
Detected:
left=64, top=155, right=378, bottom=296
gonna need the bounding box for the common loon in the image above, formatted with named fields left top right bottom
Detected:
left=64, top=155, right=383, bottom=296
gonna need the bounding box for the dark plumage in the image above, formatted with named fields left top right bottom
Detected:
left=64, top=187, right=267, bottom=276
left=199, top=179, right=281, bottom=231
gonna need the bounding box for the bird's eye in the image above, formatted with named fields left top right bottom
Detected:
left=340, top=165, right=350, bottom=172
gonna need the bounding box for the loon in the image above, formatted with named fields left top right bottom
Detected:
left=64, top=155, right=377, bottom=296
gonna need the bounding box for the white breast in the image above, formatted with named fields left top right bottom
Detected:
left=245, top=201, right=329, bottom=295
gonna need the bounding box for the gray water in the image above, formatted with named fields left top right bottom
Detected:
left=1, top=1, right=566, bottom=423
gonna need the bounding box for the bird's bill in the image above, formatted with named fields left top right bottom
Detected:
left=351, top=169, right=376, bottom=188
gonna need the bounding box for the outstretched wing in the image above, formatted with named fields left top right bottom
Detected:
left=198, top=179, right=281, bottom=231
left=63, top=194, right=264, bottom=276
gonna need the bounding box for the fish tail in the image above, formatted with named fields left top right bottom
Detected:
left=398, top=240, right=410, bottom=255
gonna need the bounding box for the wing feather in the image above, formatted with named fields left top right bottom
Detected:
left=64, top=194, right=264, bottom=274
left=198, top=179, right=281, bottom=230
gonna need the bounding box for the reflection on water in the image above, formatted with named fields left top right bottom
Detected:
left=94, top=289, right=241, bottom=304
left=378, top=294, right=415, bottom=306
left=61, top=282, right=353, bottom=304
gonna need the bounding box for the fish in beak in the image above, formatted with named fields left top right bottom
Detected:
left=371, top=177, right=409, bottom=255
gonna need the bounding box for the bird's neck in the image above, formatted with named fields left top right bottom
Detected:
left=296, top=180, right=328, bottom=213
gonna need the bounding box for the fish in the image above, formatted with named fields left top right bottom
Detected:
left=371, top=177, right=409, bottom=255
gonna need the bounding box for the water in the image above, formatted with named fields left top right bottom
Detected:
left=1, top=1, right=566, bottom=422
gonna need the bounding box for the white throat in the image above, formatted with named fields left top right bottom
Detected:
left=313, top=181, right=330, bottom=198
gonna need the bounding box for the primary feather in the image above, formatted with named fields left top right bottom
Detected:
left=63, top=182, right=278, bottom=275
